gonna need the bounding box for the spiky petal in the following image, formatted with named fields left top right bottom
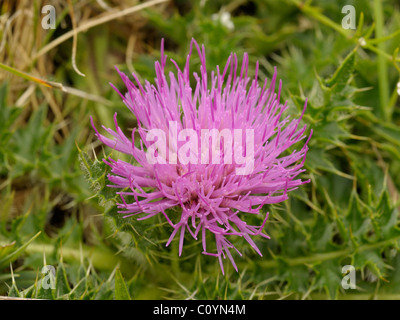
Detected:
left=91, top=38, right=312, bottom=274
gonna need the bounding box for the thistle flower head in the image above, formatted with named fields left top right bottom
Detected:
left=91, top=39, right=312, bottom=274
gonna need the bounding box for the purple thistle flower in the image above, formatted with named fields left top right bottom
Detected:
left=91, top=39, right=312, bottom=274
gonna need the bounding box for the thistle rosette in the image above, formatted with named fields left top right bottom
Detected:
left=91, top=39, right=312, bottom=273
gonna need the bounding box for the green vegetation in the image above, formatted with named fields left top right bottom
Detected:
left=0, top=0, right=400, bottom=300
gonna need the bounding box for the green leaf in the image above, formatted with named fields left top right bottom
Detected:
left=94, top=282, right=114, bottom=300
left=315, top=260, right=342, bottom=299
left=324, top=49, right=356, bottom=93
left=353, top=249, right=385, bottom=279
left=373, top=190, right=400, bottom=239
left=8, top=281, right=21, bottom=298
left=114, top=268, right=131, bottom=300
left=36, top=281, right=55, bottom=300
left=21, top=284, right=37, bottom=299
left=36, top=266, right=56, bottom=300
left=309, top=214, right=334, bottom=252
left=314, top=121, right=350, bottom=144
left=0, top=242, right=16, bottom=261
left=280, top=261, right=310, bottom=293
left=371, top=123, right=400, bottom=147
left=55, top=262, right=71, bottom=297
left=0, top=231, right=41, bottom=269
left=345, top=191, right=370, bottom=240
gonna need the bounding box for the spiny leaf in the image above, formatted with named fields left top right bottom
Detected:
left=114, top=268, right=131, bottom=300
left=7, top=282, right=21, bottom=298
left=0, top=232, right=41, bottom=269
left=374, top=190, right=400, bottom=239
left=353, top=249, right=385, bottom=280
left=345, top=191, right=370, bottom=240
left=55, top=262, right=71, bottom=297
left=36, top=268, right=55, bottom=300
left=21, top=284, right=37, bottom=299
left=7, top=265, right=20, bottom=298
left=371, top=123, right=400, bottom=147
left=324, top=48, right=356, bottom=92
left=315, top=260, right=342, bottom=299
left=0, top=242, right=16, bottom=261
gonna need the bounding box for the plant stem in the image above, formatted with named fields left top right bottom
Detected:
left=287, top=0, right=351, bottom=38
left=25, top=242, right=125, bottom=273
left=373, top=0, right=390, bottom=121
left=254, top=235, right=400, bottom=269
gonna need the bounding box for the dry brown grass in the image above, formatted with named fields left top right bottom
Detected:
left=0, top=0, right=168, bottom=225
left=0, top=0, right=168, bottom=125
